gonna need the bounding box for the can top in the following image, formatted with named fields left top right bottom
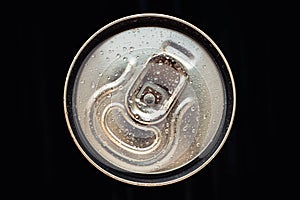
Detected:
left=64, top=13, right=236, bottom=186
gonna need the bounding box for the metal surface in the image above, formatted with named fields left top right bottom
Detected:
left=63, top=13, right=236, bottom=186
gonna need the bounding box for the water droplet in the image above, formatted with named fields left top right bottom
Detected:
left=196, top=143, right=201, bottom=147
left=123, top=47, right=127, bottom=52
left=123, top=57, right=127, bottom=61
left=91, top=54, right=95, bottom=58
left=80, top=80, right=85, bottom=84
left=154, top=165, right=160, bottom=170
left=91, top=81, right=96, bottom=88
left=129, top=47, right=134, bottom=52
left=116, top=54, right=121, bottom=58
left=99, top=51, right=104, bottom=55
left=183, top=124, right=188, bottom=131
left=165, top=128, right=169, bottom=134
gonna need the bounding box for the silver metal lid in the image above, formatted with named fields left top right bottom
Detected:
left=63, top=13, right=236, bottom=186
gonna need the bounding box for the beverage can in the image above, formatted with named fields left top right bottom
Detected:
left=63, top=13, right=236, bottom=186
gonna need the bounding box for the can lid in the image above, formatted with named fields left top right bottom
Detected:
left=63, top=13, right=236, bottom=186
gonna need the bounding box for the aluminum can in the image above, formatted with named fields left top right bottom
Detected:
left=63, top=13, right=236, bottom=186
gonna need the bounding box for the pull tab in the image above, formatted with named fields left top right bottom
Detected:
left=126, top=53, right=188, bottom=124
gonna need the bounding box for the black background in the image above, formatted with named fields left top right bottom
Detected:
left=14, top=0, right=295, bottom=199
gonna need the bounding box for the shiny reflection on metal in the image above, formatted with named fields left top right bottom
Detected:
left=63, top=13, right=236, bottom=186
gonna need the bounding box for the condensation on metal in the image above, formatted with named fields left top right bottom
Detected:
left=63, top=13, right=236, bottom=186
